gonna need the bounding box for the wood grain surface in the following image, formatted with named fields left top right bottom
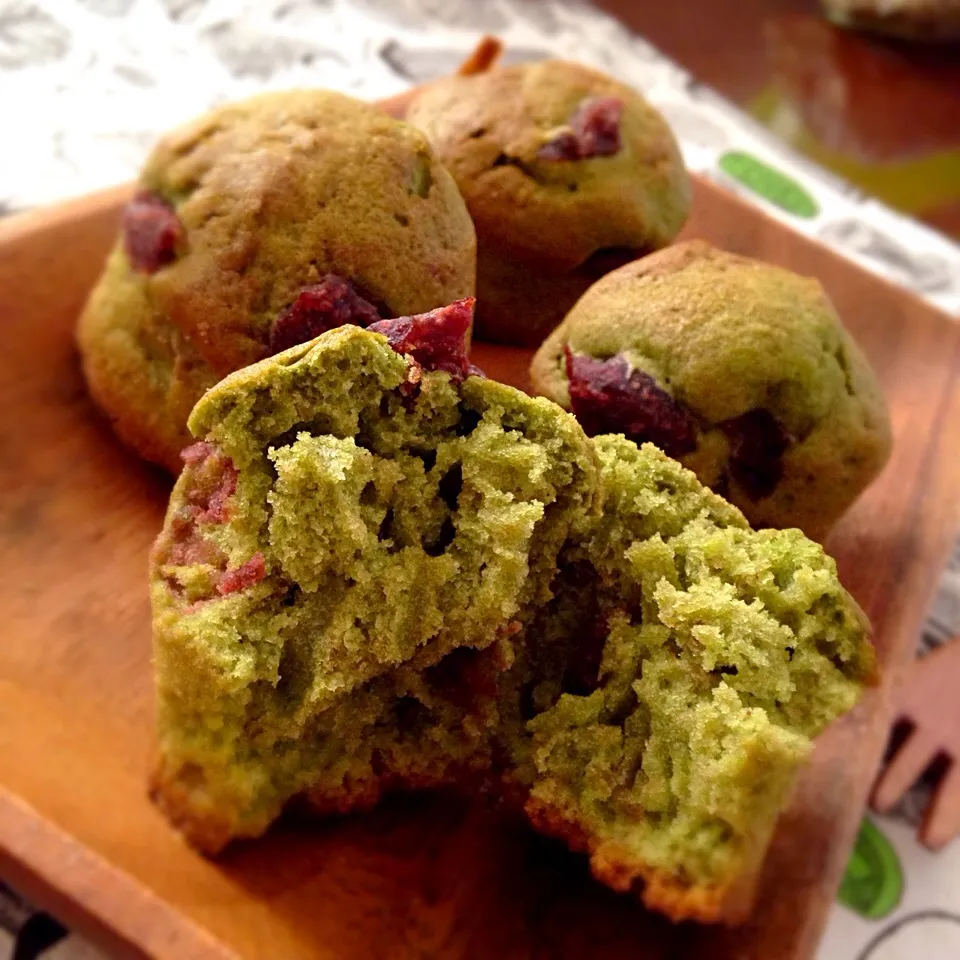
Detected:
left=0, top=176, right=958, bottom=960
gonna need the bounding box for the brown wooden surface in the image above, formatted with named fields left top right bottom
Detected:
left=0, top=177, right=958, bottom=960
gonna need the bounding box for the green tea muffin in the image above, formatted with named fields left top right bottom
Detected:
left=149, top=300, right=873, bottom=924
left=500, top=436, right=874, bottom=922
left=149, top=301, right=599, bottom=851
left=405, top=59, right=690, bottom=346
left=530, top=241, right=892, bottom=540
left=78, top=90, right=476, bottom=473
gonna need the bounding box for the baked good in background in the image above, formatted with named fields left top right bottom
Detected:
left=77, top=90, right=476, bottom=472
left=822, top=0, right=960, bottom=42
left=766, top=14, right=960, bottom=165
left=757, top=13, right=960, bottom=239
left=405, top=59, right=691, bottom=346
left=530, top=241, right=892, bottom=541
left=149, top=301, right=874, bottom=923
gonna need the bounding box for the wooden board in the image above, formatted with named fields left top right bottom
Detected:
left=0, top=176, right=958, bottom=960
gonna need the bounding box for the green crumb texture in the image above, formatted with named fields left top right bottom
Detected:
left=151, top=325, right=598, bottom=849
left=150, top=326, right=874, bottom=925
left=512, top=437, right=873, bottom=918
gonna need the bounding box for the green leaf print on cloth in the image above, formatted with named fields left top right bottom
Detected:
left=839, top=817, right=904, bottom=920
left=719, top=150, right=820, bottom=219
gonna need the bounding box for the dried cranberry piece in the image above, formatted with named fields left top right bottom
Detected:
left=537, top=131, right=581, bottom=162
left=368, top=297, right=475, bottom=382
left=122, top=189, right=184, bottom=273
left=269, top=274, right=382, bottom=354
left=573, top=96, right=623, bottom=157
left=180, top=442, right=239, bottom=524
left=180, top=441, right=215, bottom=466
left=201, top=463, right=238, bottom=524
left=164, top=509, right=227, bottom=568
left=218, top=553, right=266, bottom=595
left=564, top=348, right=698, bottom=459
left=721, top=409, right=790, bottom=500
left=538, top=96, right=624, bottom=161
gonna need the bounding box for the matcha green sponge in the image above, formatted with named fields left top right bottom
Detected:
left=150, top=309, right=598, bottom=851
left=149, top=304, right=872, bottom=924
left=505, top=436, right=873, bottom=921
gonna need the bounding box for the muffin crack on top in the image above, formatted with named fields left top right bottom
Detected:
left=150, top=302, right=875, bottom=925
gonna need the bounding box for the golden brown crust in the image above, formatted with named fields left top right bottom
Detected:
left=144, top=91, right=474, bottom=377
left=148, top=763, right=237, bottom=856
left=406, top=59, right=690, bottom=345
left=155, top=738, right=773, bottom=923
left=151, top=760, right=485, bottom=858
left=524, top=796, right=758, bottom=925
left=527, top=240, right=751, bottom=399
left=76, top=246, right=219, bottom=472
left=408, top=61, right=689, bottom=272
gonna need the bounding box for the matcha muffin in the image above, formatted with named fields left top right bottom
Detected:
left=405, top=60, right=690, bottom=346
left=530, top=241, right=892, bottom=540
left=149, top=300, right=873, bottom=923
left=500, top=436, right=873, bottom=922
left=78, top=90, right=476, bottom=472
left=149, top=299, right=599, bottom=851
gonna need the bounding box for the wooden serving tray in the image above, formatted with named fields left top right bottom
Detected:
left=0, top=176, right=958, bottom=960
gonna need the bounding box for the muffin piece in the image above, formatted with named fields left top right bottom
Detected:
left=501, top=437, right=874, bottom=923
left=78, top=90, right=476, bottom=472
left=149, top=301, right=599, bottom=852
left=406, top=59, right=690, bottom=346
left=530, top=241, right=892, bottom=540
left=149, top=300, right=873, bottom=923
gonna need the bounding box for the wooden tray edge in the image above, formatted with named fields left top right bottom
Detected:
left=0, top=786, right=230, bottom=960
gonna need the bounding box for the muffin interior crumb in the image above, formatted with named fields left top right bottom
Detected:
left=151, top=321, right=873, bottom=922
